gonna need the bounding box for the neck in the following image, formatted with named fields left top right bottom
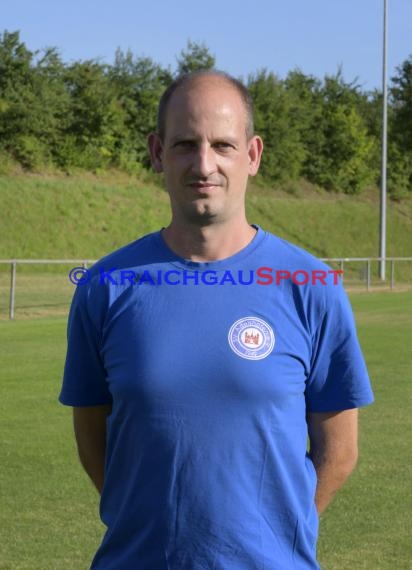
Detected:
left=161, top=218, right=257, bottom=262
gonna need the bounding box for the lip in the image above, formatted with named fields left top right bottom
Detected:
left=187, top=183, right=219, bottom=189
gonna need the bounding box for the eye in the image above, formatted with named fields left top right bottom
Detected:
left=214, top=142, right=234, bottom=150
left=174, top=140, right=196, bottom=149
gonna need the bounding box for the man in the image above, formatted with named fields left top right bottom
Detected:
left=60, top=70, right=374, bottom=569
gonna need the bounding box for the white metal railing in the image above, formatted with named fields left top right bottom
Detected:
left=320, top=257, right=412, bottom=291
left=1, top=257, right=412, bottom=319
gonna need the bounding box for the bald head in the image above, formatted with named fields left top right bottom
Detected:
left=157, top=70, right=254, bottom=142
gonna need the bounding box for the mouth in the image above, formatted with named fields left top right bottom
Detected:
left=187, top=182, right=219, bottom=191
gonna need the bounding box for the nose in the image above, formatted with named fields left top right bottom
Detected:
left=190, top=143, right=216, bottom=178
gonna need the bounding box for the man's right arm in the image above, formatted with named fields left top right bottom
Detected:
left=73, top=405, right=112, bottom=494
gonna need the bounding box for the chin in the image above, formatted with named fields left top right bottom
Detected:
left=183, top=205, right=221, bottom=225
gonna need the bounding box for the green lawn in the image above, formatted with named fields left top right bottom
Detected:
left=0, top=292, right=411, bottom=569
left=317, top=292, right=412, bottom=568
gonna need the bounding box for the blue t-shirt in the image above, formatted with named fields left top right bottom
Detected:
left=60, top=226, right=373, bottom=569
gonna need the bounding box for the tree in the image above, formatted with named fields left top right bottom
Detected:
left=59, top=59, right=125, bottom=169
left=391, top=55, right=412, bottom=152
left=284, top=70, right=322, bottom=182
left=389, top=55, right=412, bottom=194
left=0, top=30, right=37, bottom=165
left=176, top=40, right=215, bottom=76
left=0, top=30, right=70, bottom=169
left=303, top=72, right=375, bottom=194
left=30, top=48, right=71, bottom=165
left=109, top=49, right=173, bottom=168
left=248, top=69, right=306, bottom=183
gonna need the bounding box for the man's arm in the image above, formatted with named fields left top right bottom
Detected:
left=73, top=405, right=112, bottom=494
left=307, top=408, right=359, bottom=514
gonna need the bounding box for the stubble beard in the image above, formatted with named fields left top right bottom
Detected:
left=177, top=199, right=222, bottom=227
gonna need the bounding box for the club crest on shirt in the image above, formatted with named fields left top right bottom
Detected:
left=228, top=317, right=275, bottom=360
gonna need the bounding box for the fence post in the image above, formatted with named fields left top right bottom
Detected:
left=366, top=259, right=371, bottom=292
left=390, top=259, right=395, bottom=290
left=340, top=260, right=344, bottom=284
left=9, top=261, right=16, bottom=320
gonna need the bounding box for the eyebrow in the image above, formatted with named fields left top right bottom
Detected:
left=169, top=135, right=239, bottom=146
left=169, top=135, right=195, bottom=144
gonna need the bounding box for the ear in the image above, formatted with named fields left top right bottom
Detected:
left=247, top=135, right=264, bottom=177
left=147, top=132, right=164, bottom=173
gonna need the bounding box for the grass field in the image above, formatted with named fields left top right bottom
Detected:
left=0, top=291, right=411, bottom=569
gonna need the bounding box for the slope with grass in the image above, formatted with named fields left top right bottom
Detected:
left=1, top=173, right=411, bottom=260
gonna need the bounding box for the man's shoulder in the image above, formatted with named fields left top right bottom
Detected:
left=260, top=229, right=331, bottom=272
left=89, top=230, right=161, bottom=277
left=259, top=228, right=346, bottom=314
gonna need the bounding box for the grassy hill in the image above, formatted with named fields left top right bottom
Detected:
left=1, top=172, right=411, bottom=261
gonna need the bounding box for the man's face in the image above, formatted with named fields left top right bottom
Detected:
left=149, top=78, right=263, bottom=226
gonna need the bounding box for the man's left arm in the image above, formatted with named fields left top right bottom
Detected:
left=307, top=408, right=359, bottom=515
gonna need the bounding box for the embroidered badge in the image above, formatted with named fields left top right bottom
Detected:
left=228, top=317, right=275, bottom=360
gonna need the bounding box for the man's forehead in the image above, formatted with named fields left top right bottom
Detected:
left=166, top=105, right=245, bottom=143
left=167, top=84, right=246, bottom=128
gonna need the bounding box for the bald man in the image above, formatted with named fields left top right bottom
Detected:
left=60, top=70, right=373, bottom=569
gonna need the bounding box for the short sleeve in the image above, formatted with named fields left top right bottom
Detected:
left=59, top=282, right=112, bottom=406
left=305, top=284, right=374, bottom=413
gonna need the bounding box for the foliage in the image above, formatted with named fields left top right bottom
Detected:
left=248, top=69, right=306, bottom=182
left=0, top=30, right=411, bottom=197
left=176, top=39, right=215, bottom=75
left=297, top=72, right=375, bottom=194
left=389, top=55, right=412, bottom=194
left=109, top=50, right=173, bottom=168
